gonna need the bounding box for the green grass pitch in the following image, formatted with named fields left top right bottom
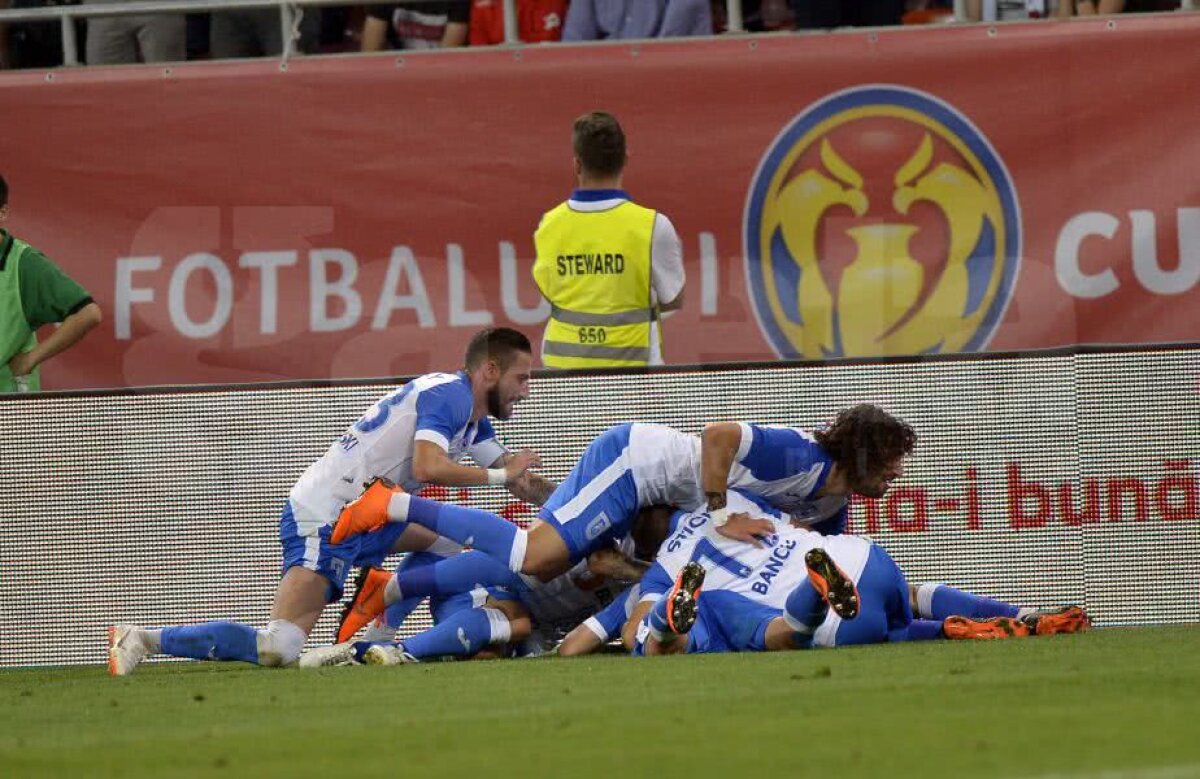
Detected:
left=2, top=626, right=1198, bottom=778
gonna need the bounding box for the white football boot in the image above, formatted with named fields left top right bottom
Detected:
left=107, top=625, right=151, bottom=676
left=297, top=641, right=359, bottom=668
left=362, top=644, right=418, bottom=666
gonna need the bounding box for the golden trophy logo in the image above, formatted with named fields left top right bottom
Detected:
left=743, top=86, right=1021, bottom=358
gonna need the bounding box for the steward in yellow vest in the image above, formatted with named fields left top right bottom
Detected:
left=532, top=112, right=684, bottom=369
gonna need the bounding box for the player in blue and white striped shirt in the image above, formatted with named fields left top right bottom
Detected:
left=630, top=491, right=923, bottom=656
left=329, top=406, right=917, bottom=642
left=633, top=490, right=1089, bottom=656
left=107, top=328, right=556, bottom=675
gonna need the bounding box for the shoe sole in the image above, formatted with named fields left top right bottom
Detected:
left=337, top=567, right=388, bottom=643
left=363, top=645, right=400, bottom=666
left=666, top=561, right=706, bottom=634
left=944, top=616, right=1032, bottom=640
left=108, top=625, right=142, bottom=677
left=106, top=626, right=121, bottom=676
left=805, top=548, right=860, bottom=620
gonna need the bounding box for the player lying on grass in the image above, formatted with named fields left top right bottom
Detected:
left=631, top=493, right=1090, bottom=657
left=301, top=544, right=645, bottom=666
left=305, top=506, right=675, bottom=664
left=107, top=328, right=556, bottom=675
left=331, top=406, right=916, bottom=643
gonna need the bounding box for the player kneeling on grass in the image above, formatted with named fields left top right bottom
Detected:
left=107, top=328, right=554, bottom=675
left=630, top=492, right=1090, bottom=657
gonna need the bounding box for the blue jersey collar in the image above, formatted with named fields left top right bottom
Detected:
left=570, top=188, right=630, bottom=202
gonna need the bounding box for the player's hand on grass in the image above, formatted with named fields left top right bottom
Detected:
left=716, top=512, right=775, bottom=547
left=504, top=449, right=541, bottom=483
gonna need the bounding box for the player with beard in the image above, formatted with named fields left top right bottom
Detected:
left=329, top=405, right=919, bottom=642
left=107, top=327, right=557, bottom=675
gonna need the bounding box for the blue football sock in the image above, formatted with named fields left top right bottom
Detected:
left=920, top=584, right=1019, bottom=620
left=405, top=496, right=521, bottom=571
left=647, top=596, right=673, bottom=637
left=888, top=618, right=946, bottom=642
left=397, top=550, right=521, bottom=599
left=402, top=607, right=500, bottom=660
left=380, top=552, right=442, bottom=629
left=160, top=621, right=259, bottom=663
left=382, top=596, right=424, bottom=630
left=784, top=580, right=827, bottom=632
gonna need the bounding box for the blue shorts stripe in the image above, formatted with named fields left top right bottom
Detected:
left=538, top=424, right=640, bottom=562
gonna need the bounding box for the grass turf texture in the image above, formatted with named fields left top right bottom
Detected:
left=2, top=626, right=1198, bottom=779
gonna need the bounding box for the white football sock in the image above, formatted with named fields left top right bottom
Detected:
left=141, top=628, right=163, bottom=653
left=383, top=575, right=403, bottom=606
left=387, top=492, right=411, bottom=522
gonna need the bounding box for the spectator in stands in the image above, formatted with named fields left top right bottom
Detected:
left=361, top=1, right=470, bottom=51
left=962, top=0, right=1054, bottom=20
left=208, top=6, right=319, bottom=59
left=711, top=0, right=795, bottom=31
left=563, top=0, right=712, bottom=41
left=1, top=0, right=86, bottom=70
left=0, top=175, right=102, bottom=393
left=83, top=0, right=185, bottom=64
left=1057, top=0, right=1125, bottom=14
left=791, top=0, right=905, bottom=28
left=469, top=0, right=567, bottom=45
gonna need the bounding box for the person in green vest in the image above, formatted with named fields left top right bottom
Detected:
left=532, top=111, right=685, bottom=369
left=1, top=175, right=103, bottom=392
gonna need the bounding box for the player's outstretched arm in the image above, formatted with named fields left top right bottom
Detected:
left=413, top=441, right=540, bottom=487
left=496, top=454, right=557, bottom=506
left=699, top=422, right=744, bottom=523
left=586, top=548, right=650, bottom=582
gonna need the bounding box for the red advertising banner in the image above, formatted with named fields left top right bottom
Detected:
left=2, top=15, right=1198, bottom=389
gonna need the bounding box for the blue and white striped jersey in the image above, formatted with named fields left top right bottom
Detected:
left=640, top=491, right=870, bottom=614
left=288, top=371, right=506, bottom=535
left=726, top=423, right=848, bottom=533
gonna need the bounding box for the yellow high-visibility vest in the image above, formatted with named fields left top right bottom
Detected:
left=532, top=198, right=659, bottom=368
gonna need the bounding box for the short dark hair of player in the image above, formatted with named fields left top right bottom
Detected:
left=0, top=175, right=7, bottom=209
left=573, top=111, right=627, bottom=179
left=464, top=327, right=532, bottom=372
left=814, top=404, right=916, bottom=484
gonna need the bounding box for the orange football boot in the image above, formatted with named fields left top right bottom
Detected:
left=942, top=615, right=1032, bottom=640
left=337, top=567, right=392, bottom=643
left=665, top=561, right=706, bottom=634
left=1027, top=606, right=1091, bottom=635
left=804, top=547, right=860, bottom=620
left=330, top=478, right=402, bottom=545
